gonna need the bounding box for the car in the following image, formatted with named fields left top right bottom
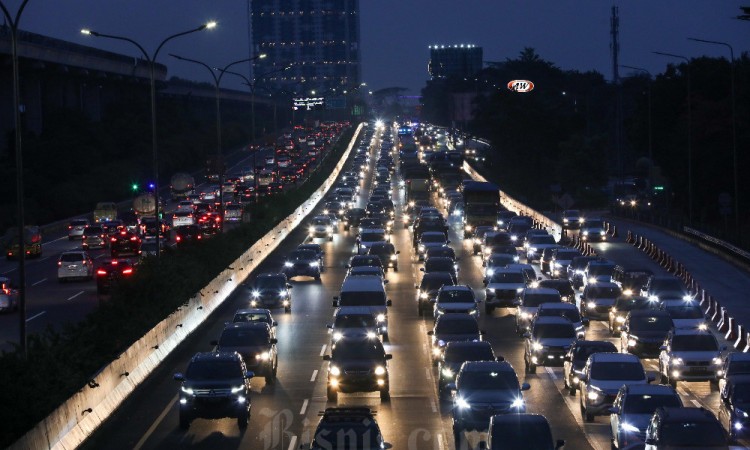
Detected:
left=211, top=322, right=278, bottom=384
left=357, top=228, right=388, bottom=255
left=525, top=234, right=558, bottom=263
left=580, top=218, right=607, bottom=242
left=537, top=279, right=576, bottom=303
left=581, top=282, right=622, bottom=320
left=172, top=210, right=195, bottom=227
left=562, top=209, right=584, bottom=229
left=367, top=242, right=399, bottom=271
left=620, top=310, right=674, bottom=357
left=659, top=299, right=706, bottom=330
left=568, top=256, right=602, bottom=289
left=503, top=263, right=536, bottom=284
left=174, top=352, right=253, bottom=429
left=523, top=316, right=578, bottom=373
left=534, top=302, right=588, bottom=339
left=563, top=340, right=618, bottom=395
left=109, top=229, right=141, bottom=257
left=231, top=308, right=278, bottom=334
left=416, top=272, right=456, bottom=316
left=434, top=285, right=480, bottom=317
left=57, top=251, right=94, bottom=282
left=471, top=226, right=497, bottom=254
left=424, top=245, right=457, bottom=262
left=718, top=352, right=750, bottom=392
left=579, top=352, right=650, bottom=422
left=174, top=224, right=204, bottom=244
left=95, top=258, right=136, bottom=294
left=484, top=253, right=520, bottom=281
left=421, top=256, right=459, bottom=283
left=282, top=249, right=322, bottom=281
left=449, top=361, right=530, bottom=446
left=428, top=313, right=483, bottom=363
left=437, top=341, right=498, bottom=397
left=305, top=407, right=390, bottom=450
left=67, top=219, right=89, bottom=240
left=347, top=254, right=383, bottom=272
left=297, top=243, right=325, bottom=268
left=0, top=277, right=19, bottom=313
left=583, top=260, right=617, bottom=287
left=323, top=336, right=392, bottom=402
left=485, top=413, right=565, bottom=450
left=308, top=215, right=334, bottom=241
left=484, top=268, right=527, bottom=313
left=333, top=275, right=391, bottom=340
left=640, top=275, right=690, bottom=302
left=612, top=266, right=654, bottom=294
left=516, top=288, right=562, bottom=335
left=609, top=295, right=658, bottom=335
left=342, top=207, right=366, bottom=231
left=327, top=306, right=382, bottom=343
left=644, top=407, right=730, bottom=449
left=609, top=384, right=683, bottom=449
left=416, top=231, right=449, bottom=261
left=658, top=328, right=726, bottom=388
left=347, top=266, right=386, bottom=280
left=549, top=247, right=582, bottom=278
left=717, top=374, right=750, bottom=441
left=139, top=237, right=165, bottom=258
left=247, top=273, right=292, bottom=312
left=81, top=225, right=107, bottom=249
left=496, top=210, right=518, bottom=230
left=224, top=203, right=243, bottom=222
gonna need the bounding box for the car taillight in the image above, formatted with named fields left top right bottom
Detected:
left=68, top=226, right=72, bottom=229
left=2, top=288, right=10, bottom=295
left=111, top=237, right=117, bottom=242
left=197, top=235, right=202, bottom=239
left=176, top=236, right=181, bottom=242
left=130, top=237, right=137, bottom=241
left=122, top=268, right=133, bottom=275
left=96, top=269, right=107, bottom=276
left=57, top=261, right=62, bottom=267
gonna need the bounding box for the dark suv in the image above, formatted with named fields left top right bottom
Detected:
left=282, top=249, right=321, bottom=281
left=174, top=351, right=254, bottom=429
left=306, top=407, right=390, bottom=450
left=644, top=407, right=729, bottom=449
left=620, top=309, right=674, bottom=357
left=323, top=336, right=392, bottom=402
left=248, top=273, right=292, bottom=312
left=211, top=322, right=278, bottom=384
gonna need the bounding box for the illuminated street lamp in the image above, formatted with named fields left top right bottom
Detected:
left=81, top=21, right=216, bottom=256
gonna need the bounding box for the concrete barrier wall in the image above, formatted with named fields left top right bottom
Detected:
left=10, top=123, right=365, bottom=450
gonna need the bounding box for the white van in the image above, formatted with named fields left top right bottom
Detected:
left=333, top=275, right=392, bottom=340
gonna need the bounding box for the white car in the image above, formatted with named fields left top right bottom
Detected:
left=172, top=211, right=195, bottom=227
left=68, top=219, right=90, bottom=240
left=224, top=204, right=243, bottom=222
left=57, top=251, right=94, bottom=282
left=660, top=299, right=707, bottom=330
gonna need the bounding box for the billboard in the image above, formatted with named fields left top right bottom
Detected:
left=293, top=97, right=325, bottom=111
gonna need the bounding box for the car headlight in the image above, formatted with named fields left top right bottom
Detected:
left=420, top=292, right=428, bottom=299
left=649, top=295, right=659, bottom=302
left=419, top=245, right=425, bottom=252
left=310, top=261, right=319, bottom=267
left=528, top=247, right=537, bottom=252
left=323, top=209, right=329, bottom=215
left=338, top=209, right=344, bottom=215
left=616, top=316, right=626, bottom=323
left=284, top=261, right=293, bottom=267
left=181, top=386, right=195, bottom=395
left=333, top=332, right=343, bottom=341
left=510, top=236, right=517, bottom=241
left=442, top=368, right=454, bottom=378
left=582, top=231, right=589, bottom=236
left=464, top=225, right=472, bottom=232
left=628, top=338, right=637, bottom=347
left=437, top=339, right=446, bottom=347
left=623, top=289, right=633, bottom=296
left=588, top=277, right=597, bottom=284
left=579, top=218, right=585, bottom=223
left=308, top=226, right=315, bottom=233
left=736, top=408, right=749, bottom=418
left=251, top=290, right=261, bottom=298
left=330, top=366, right=341, bottom=376
left=620, top=422, right=640, bottom=433
left=366, top=331, right=377, bottom=339
left=587, top=301, right=597, bottom=309
left=231, top=385, right=244, bottom=394
left=486, top=269, right=495, bottom=277
left=672, top=357, right=683, bottom=366
left=554, top=262, right=562, bottom=268
left=520, top=312, right=531, bottom=320
left=374, top=366, right=386, bottom=375
left=511, top=398, right=525, bottom=409
left=456, top=397, right=471, bottom=409
left=497, top=220, right=504, bottom=226
left=587, top=387, right=602, bottom=401
left=575, top=270, right=584, bottom=275
left=326, top=226, right=333, bottom=233
left=390, top=254, right=397, bottom=260
left=256, top=352, right=270, bottom=361
left=713, top=357, right=723, bottom=365
left=532, top=342, right=544, bottom=351
left=516, top=287, right=524, bottom=293
left=563, top=218, right=569, bottom=223
left=376, top=314, right=385, bottom=322
left=698, top=323, right=708, bottom=331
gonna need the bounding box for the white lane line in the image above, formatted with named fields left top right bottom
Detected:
left=300, top=399, right=309, bottom=415
left=287, top=436, right=298, bottom=450
left=67, top=291, right=84, bottom=301
left=2, top=268, right=17, bottom=275
left=425, top=367, right=431, bottom=380
left=32, top=278, right=47, bottom=286
left=38, top=256, right=50, bottom=262
left=690, top=399, right=702, bottom=408
left=320, top=344, right=327, bottom=356
left=310, top=370, right=318, bottom=382
left=677, top=387, right=688, bottom=396
left=545, top=367, right=558, bottom=380
left=430, top=399, right=437, bottom=413
left=133, top=395, right=177, bottom=450
left=42, top=236, right=67, bottom=246
left=437, top=433, right=445, bottom=450
left=94, top=254, right=106, bottom=260
left=25, top=311, right=46, bottom=322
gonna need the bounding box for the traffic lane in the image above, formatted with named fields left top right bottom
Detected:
left=80, top=131, right=371, bottom=449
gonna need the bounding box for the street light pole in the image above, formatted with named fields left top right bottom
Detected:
left=169, top=53, right=266, bottom=230
left=688, top=38, right=739, bottom=230
left=81, top=21, right=216, bottom=258
left=654, top=51, right=692, bottom=224
left=620, top=65, right=653, bottom=161
left=1, top=0, right=32, bottom=359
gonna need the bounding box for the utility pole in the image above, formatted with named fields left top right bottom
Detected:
left=610, top=5, right=624, bottom=179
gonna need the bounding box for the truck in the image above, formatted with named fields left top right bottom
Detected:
left=462, top=180, right=501, bottom=238
left=93, top=202, right=118, bottom=222
left=170, top=173, right=195, bottom=201
left=206, top=154, right=226, bottom=183
left=5, top=226, right=42, bottom=260
left=133, top=193, right=162, bottom=217
left=404, top=176, right=430, bottom=210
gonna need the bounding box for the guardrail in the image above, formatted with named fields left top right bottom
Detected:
left=683, top=226, right=750, bottom=263
left=9, top=124, right=365, bottom=450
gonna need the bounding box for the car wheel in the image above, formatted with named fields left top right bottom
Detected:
left=710, top=379, right=719, bottom=391
left=179, top=411, right=192, bottom=430
left=314, top=274, right=321, bottom=281
left=485, top=304, right=494, bottom=315
left=453, top=426, right=463, bottom=449
left=237, top=410, right=249, bottom=429
left=382, top=332, right=389, bottom=342
left=418, top=304, right=423, bottom=316
left=326, top=387, right=337, bottom=403
left=393, top=266, right=398, bottom=272
left=581, top=402, right=594, bottom=423
left=285, top=306, right=291, bottom=313
left=380, top=387, right=390, bottom=401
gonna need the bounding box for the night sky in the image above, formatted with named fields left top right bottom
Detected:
left=6, top=1, right=749, bottom=94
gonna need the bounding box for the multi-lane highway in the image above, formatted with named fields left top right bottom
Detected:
left=60, top=124, right=746, bottom=450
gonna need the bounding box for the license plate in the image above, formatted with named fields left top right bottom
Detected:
left=691, top=366, right=707, bottom=372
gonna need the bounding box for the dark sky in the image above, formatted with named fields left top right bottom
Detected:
left=6, top=1, right=749, bottom=94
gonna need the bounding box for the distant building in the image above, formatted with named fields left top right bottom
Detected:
left=428, top=44, right=483, bottom=80
left=249, top=0, right=361, bottom=95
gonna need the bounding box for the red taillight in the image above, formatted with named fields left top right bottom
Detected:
left=2, top=288, right=10, bottom=295
left=122, top=268, right=133, bottom=275
left=176, top=236, right=181, bottom=242
left=68, top=226, right=72, bottom=229
left=120, top=231, right=127, bottom=235
left=111, top=260, right=118, bottom=265
left=57, top=261, right=62, bottom=267
left=111, top=237, right=117, bottom=242
left=130, top=237, right=137, bottom=241
left=96, top=269, right=107, bottom=276
left=197, top=235, right=202, bottom=239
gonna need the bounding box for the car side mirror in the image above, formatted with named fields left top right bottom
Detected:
left=386, top=299, right=392, bottom=306
left=538, top=276, right=542, bottom=281
left=210, top=340, right=218, bottom=346
left=323, top=355, right=331, bottom=361
left=345, top=264, right=351, bottom=268
left=521, top=382, right=530, bottom=391
left=419, top=268, right=425, bottom=271
left=396, top=251, right=401, bottom=254
left=480, top=330, right=486, bottom=335
left=427, top=330, right=434, bottom=336
left=332, top=300, right=339, bottom=307
left=483, top=280, right=488, bottom=286
left=555, top=440, right=565, bottom=450
left=245, top=371, right=254, bottom=379
left=582, top=318, right=590, bottom=326
left=287, top=284, right=293, bottom=289
left=445, top=382, right=457, bottom=392
left=621, top=325, right=628, bottom=333
left=446, top=240, right=451, bottom=244
left=270, top=338, right=278, bottom=344
left=645, top=438, right=656, bottom=445
left=609, top=406, right=620, bottom=414
left=384, top=279, right=389, bottom=284
left=383, top=443, right=393, bottom=450
left=659, top=345, right=667, bottom=351
left=522, top=332, right=531, bottom=338
left=415, top=285, right=419, bottom=289
left=478, top=441, right=488, bottom=450
left=173, top=373, right=185, bottom=381
left=385, top=354, right=393, bottom=360
left=563, top=355, right=572, bottom=362
left=327, top=324, right=333, bottom=329
left=272, top=321, right=278, bottom=326
left=647, top=374, right=656, bottom=383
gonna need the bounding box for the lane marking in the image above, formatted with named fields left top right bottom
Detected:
left=287, top=436, right=298, bottom=450
left=545, top=367, right=558, bottom=380
left=320, top=344, right=327, bottom=356
left=2, top=268, right=17, bottom=275
left=42, top=236, right=67, bottom=246
left=133, top=395, right=177, bottom=450
left=677, top=387, right=688, bottom=396
left=32, top=278, right=47, bottom=286
left=430, top=398, right=437, bottom=413
left=300, top=399, right=309, bottom=415
left=38, top=256, right=50, bottom=262
left=425, top=367, right=431, bottom=380
left=25, top=311, right=46, bottom=322
left=690, top=399, right=702, bottom=408
left=94, top=254, right=106, bottom=260
left=67, top=291, right=84, bottom=301
left=310, top=370, right=318, bottom=382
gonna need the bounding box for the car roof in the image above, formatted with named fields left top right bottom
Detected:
left=335, top=306, right=376, bottom=316
left=257, top=273, right=286, bottom=279
left=585, top=281, right=619, bottom=289
left=538, top=302, right=577, bottom=310
left=532, top=316, right=574, bottom=326
left=622, top=384, right=679, bottom=396
left=234, top=308, right=271, bottom=315
left=341, top=275, right=385, bottom=290
left=223, top=322, right=271, bottom=331
left=460, top=360, right=513, bottom=372
left=445, top=340, right=493, bottom=350
left=589, top=352, right=641, bottom=363
left=523, top=288, right=560, bottom=296
left=439, top=285, right=472, bottom=292
left=653, top=407, right=718, bottom=423
left=190, top=351, right=242, bottom=364
left=627, top=309, right=673, bottom=319
left=573, top=340, right=618, bottom=349
left=727, top=352, right=750, bottom=362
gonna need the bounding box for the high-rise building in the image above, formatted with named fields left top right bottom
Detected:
left=428, top=44, right=482, bottom=80
left=249, top=0, right=361, bottom=95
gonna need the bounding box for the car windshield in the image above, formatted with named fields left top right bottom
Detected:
left=436, top=318, right=479, bottom=334
left=445, top=345, right=494, bottom=363
left=490, top=272, right=525, bottom=283
left=565, top=210, right=580, bottom=217
left=255, top=277, right=285, bottom=289
left=630, top=315, right=673, bottom=332
left=586, top=220, right=604, bottom=228
left=665, top=305, right=703, bottom=319
left=660, top=421, right=727, bottom=446
left=218, top=328, right=271, bottom=346
left=438, top=290, right=475, bottom=303
left=60, top=253, right=84, bottom=262
left=84, top=227, right=103, bottom=235
left=653, top=279, right=686, bottom=292
left=70, top=220, right=88, bottom=226
left=489, top=255, right=516, bottom=266
left=590, top=362, right=644, bottom=381
left=370, top=244, right=393, bottom=254
left=335, top=314, right=376, bottom=328
left=573, top=344, right=617, bottom=362
left=533, top=323, right=576, bottom=339
left=312, top=425, right=380, bottom=448
left=422, top=276, right=454, bottom=290
left=623, top=394, right=682, bottom=414
left=352, top=257, right=380, bottom=267
left=589, top=265, right=615, bottom=276
left=459, top=370, right=518, bottom=391
left=359, top=220, right=382, bottom=228
left=312, top=218, right=330, bottom=225
left=538, top=308, right=581, bottom=323
left=361, top=232, right=385, bottom=242
left=186, top=360, right=243, bottom=380
left=523, top=294, right=561, bottom=307
left=426, top=260, right=454, bottom=272
left=556, top=250, right=580, bottom=260
left=350, top=268, right=381, bottom=276
left=727, top=362, right=750, bottom=376
left=422, top=234, right=446, bottom=243
left=587, top=286, right=622, bottom=298
left=489, top=423, right=554, bottom=449
left=671, top=334, right=718, bottom=351
left=427, top=248, right=454, bottom=259
left=289, top=250, right=316, bottom=261
left=539, top=281, right=575, bottom=297
left=530, top=236, right=556, bottom=245
left=233, top=313, right=270, bottom=324
left=332, top=342, right=385, bottom=360
left=339, top=292, right=385, bottom=306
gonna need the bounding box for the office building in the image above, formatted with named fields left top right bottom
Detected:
left=428, top=44, right=482, bottom=79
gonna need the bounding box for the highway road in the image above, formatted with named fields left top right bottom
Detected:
left=65, top=126, right=749, bottom=450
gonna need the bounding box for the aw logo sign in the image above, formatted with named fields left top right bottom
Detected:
left=507, top=80, right=535, bottom=92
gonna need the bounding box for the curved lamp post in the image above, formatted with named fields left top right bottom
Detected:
left=81, top=21, right=216, bottom=257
